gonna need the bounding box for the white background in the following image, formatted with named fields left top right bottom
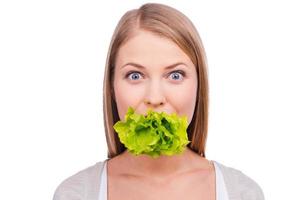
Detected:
left=0, top=0, right=299, bottom=199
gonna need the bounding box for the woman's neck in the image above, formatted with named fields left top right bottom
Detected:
left=114, top=147, right=211, bottom=179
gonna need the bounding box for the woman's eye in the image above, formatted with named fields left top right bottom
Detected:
left=126, top=71, right=142, bottom=80
left=169, top=70, right=185, bottom=81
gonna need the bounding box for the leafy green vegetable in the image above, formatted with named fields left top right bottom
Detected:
left=113, top=106, right=191, bottom=158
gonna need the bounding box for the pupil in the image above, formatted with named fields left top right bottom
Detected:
left=172, top=73, right=179, bottom=79
left=132, top=73, right=139, bottom=80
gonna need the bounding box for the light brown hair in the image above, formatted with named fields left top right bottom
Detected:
left=103, top=3, right=209, bottom=158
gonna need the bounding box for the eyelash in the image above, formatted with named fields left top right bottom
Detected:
left=125, top=70, right=186, bottom=81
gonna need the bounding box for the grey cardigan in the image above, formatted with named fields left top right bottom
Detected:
left=53, top=160, right=265, bottom=200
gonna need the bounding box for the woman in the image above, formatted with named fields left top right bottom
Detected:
left=53, top=3, right=264, bottom=200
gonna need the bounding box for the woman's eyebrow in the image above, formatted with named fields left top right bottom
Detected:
left=120, top=62, right=188, bottom=70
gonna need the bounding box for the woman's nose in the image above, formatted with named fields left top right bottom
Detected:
left=144, top=81, right=166, bottom=107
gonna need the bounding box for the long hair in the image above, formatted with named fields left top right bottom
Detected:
left=103, top=3, right=209, bottom=158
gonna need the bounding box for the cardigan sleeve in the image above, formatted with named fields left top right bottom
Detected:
left=216, top=161, right=265, bottom=200
left=53, top=161, right=105, bottom=200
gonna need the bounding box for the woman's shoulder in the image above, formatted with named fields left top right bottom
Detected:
left=213, top=160, right=265, bottom=200
left=53, top=160, right=107, bottom=200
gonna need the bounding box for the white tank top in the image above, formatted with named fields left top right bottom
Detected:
left=99, top=160, right=229, bottom=200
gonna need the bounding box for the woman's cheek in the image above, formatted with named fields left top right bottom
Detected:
left=165, top=83, right=191, bottom=103
left=116, top=82, right=146, bottom=120
left=167, top=81, right=197, bottom=123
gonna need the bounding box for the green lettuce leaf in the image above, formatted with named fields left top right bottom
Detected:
left=113, top=107, right=191, bottom=158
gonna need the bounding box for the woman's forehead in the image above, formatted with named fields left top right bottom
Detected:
left=115, top=30, right=194, bottom=70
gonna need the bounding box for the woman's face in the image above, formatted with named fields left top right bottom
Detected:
left=113, top=30, right=198, bottom=125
